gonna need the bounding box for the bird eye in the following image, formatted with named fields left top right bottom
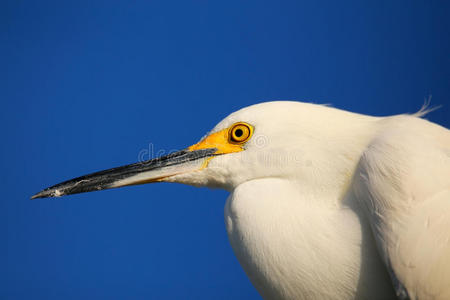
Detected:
left=229, top=123, right=252, bottom=144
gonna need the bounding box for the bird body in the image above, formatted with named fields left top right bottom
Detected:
left=33, top=101, right=450, bottom=299
left=353, top=114, right=450, bottom=299
left=225, top=178, right=395, bottom=299
left=221, top=104, right=450, bottom=299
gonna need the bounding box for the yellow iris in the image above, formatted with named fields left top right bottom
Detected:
left=229, top=123, right=252, bottom=144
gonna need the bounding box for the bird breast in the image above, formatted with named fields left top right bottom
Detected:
left=224, top=178, right=396, bottom=300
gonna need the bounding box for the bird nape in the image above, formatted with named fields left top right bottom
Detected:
left=32, top=101, right=450, bottom=300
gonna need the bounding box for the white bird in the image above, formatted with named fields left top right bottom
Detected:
left=32, top=101, right=450, bottom=300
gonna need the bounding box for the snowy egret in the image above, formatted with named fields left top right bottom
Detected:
left=32, top=101, right=450, bottom=300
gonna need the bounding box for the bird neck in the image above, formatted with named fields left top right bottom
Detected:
left=292, top=112, right=379, bottom=206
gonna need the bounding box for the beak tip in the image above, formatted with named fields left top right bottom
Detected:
left=30, top=192, right=42, bottom=200
left=30, top=191, right=47, bottom=200
left=30, top=189, right=63, bottom=200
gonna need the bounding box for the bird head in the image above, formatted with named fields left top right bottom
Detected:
left=32, top=101, right=371, bottom=199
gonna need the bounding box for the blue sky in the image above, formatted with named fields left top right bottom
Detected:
left=2, top=1, right=449, bottom=299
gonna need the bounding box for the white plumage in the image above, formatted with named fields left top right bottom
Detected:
left=169, top=101, right=450, bottom=299
left=33, top=101, right=450, bottom=299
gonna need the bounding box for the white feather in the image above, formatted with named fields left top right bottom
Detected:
left=169, top=101, right=450, bottom=299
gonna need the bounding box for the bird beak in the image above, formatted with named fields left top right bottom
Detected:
left=31, top=148, right=218, bottom=199
left=31, top=123, right=250, bottom=199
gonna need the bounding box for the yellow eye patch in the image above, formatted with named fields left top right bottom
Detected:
left=188, top=122, right=254, bottom=154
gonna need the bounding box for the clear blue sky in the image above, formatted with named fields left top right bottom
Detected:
left=2, top=1, right=449, bottom=299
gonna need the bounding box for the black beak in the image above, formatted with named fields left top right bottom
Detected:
left=31, top=148, right=217, bottom=199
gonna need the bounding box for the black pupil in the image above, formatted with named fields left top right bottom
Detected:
left=235, top=128, right=243, bottom=137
